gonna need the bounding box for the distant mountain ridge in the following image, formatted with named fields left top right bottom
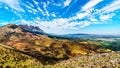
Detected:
left=19, top=24, right=45, bottom=35
left=65, top=33, right=120, bottom=38
left=1, top=24, right=119, bottom=39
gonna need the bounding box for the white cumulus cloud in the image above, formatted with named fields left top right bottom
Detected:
left=0, top=0, right=24, bottom=12
left=100, top=0, right=120, bottom=14
left=64, top=0, right=72, bottom=7
left=82, top=0, right=103, bottom=10
left=100, top=13, right=115, bottom=21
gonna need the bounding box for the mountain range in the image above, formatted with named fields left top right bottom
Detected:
left=0, top=24, right=100, bottom=59
left=0, top=24, right=119, bottom=68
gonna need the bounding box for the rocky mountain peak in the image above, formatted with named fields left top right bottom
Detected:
left=5, top=24, right=19, bottom=29
left=19, top=24, right=44, bottom=34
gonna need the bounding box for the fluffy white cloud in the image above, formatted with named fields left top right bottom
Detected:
left=33, top=0, right=39, bottom=5
left=75, top=11, right=89, bottom=19
left=82, top=0, right=103, bottom=10
left=0, top=0, right=24, bottom=12
left=80, top=21, right=91, bottom=28
left=64, top=0, right=72, bottom=7
left=89, top=17, right=98, bottom=22
left=100, top=13, right=115, bottom=21
left=42, top=2, right=50, bottom=16
left=72, top=8, right=95, bottom=20
left=51, top=13, right=56, bottom=17
left=97, top=0, right=120, bottom=14
left=77, top=13, right=88, bottom=19
left=4, top=6, right=9, bottom=10
left=16, top=17, right=96, bottom=34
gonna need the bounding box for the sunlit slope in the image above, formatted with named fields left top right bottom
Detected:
left=0, top=45, right=43, bottom=68
left=46, top=51, right=120, bottom=68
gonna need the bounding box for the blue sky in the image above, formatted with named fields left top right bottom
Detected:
left=0, top=0, right=120, bottom=34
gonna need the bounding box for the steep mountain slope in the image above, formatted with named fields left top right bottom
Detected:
left=0, top=45, right=43, bottom=68
left=1, top=44, right=119, bottom=68
left=47, top=51, right=120, bottom=68
left=0, top=24, right=111, bottom=64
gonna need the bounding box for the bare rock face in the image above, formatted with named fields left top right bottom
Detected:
left=19, top=24, right=44, bottom=34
